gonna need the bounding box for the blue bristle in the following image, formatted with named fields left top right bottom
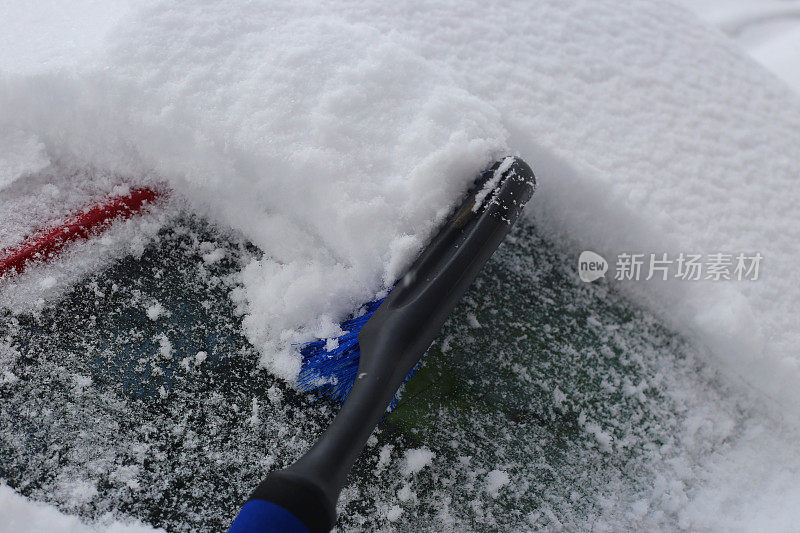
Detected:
left=297, top=296, right=420, bottom=408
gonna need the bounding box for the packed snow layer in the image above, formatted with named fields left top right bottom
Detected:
left=1, top=0, right=800, bottom=529
left=0, top=483, right=160, bottom=533
left=0, top=0, right=136, bottom=76
left=0, top=130, right=48, bottom=189
left=679, top=0, right=800, bottom=92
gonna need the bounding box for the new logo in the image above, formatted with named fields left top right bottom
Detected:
left=579, top=251, right=608, bottom=282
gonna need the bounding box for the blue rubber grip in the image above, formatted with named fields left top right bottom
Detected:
left=228, top=500, right=310, bottom=533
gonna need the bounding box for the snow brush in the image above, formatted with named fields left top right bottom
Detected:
left=229, top=157, right=535, bottom=533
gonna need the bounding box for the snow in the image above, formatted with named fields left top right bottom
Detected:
left=72, top=375, right=93, bottom=395
left=472, top=156, right=514, bottom=213
left=375, top=444, right=393, bottom=475
left=0, top=0, right=136, bottom=75
left=39, top=276, right=57, bottom=290
left=679, top=0, right=800, bottom=92
left=155, top=334, right=172, bottom=359
left=484, top=470, right=510, bottom=499
left=396, top=483, right=416, bottom=503
left=385, top=505, right=403, bottom=522
left=466, top=313, right=481, bottom=328
left=266, top=384, right=283, bottom=404
left=201, top=247, right=225, bottom=265
left=583, top=421, right=614, bottom=454
left=0, top=0, right=799, bottom=530
left=249, top=397, right=260, bottom=426
left=0, top=130, right=49, bottom=189
left=0, top=483, right=160, bottom=533
left=144, top=302, right=168, bottom=320
left=402, top=447, right=436, bottom=477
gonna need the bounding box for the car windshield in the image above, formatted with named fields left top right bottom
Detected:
left=0, top=213, right=739, bottom=531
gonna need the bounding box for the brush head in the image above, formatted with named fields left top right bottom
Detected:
left=296, top=298, right=383, bottom=404
left=297, top=296, right=421, bottom=407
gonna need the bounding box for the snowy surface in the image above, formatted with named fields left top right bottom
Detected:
left=0, top=483, right=159, bottom=532
left=679, top=0, right=800, bottom=92
left=1, top=0, right=800, bottom=530
left=0, top=0, right=136, bottom=75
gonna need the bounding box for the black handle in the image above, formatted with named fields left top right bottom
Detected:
left=231, top=157, right=535, bottom=533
